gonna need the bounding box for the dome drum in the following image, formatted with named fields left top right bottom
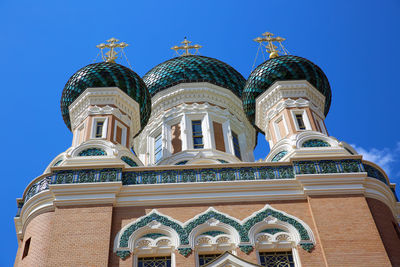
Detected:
left=254, top=80, right=327, bottom=135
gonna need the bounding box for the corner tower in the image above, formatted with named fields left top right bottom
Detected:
left=242, top=32, right=354, bottom=162
left=51, top=38, right=151, bottom=169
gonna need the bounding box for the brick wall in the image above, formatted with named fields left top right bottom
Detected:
left=46, top=204, right=113, bottom=267
left=14, top=211, right=54, bottom=267
left=308, top=195, right=391, bottom=266
left=16, top=196, right=397, bottom=266
left=367, top=197, right=400, bottom=266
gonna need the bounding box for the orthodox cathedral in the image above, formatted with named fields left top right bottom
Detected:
left=14, top=33, right=400, bottom=267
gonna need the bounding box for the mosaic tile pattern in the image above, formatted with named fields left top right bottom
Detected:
left=201, top=230, right=226, bottom=237
left=302, top=139, right=331, bottom=147
left=259, top=228, right=287, bottom=234
left=271, top=151, right=288, bottom=162
left=141, top=233, right=167, bottom=239
left=363, top=163, right=387, bottom=185
left=242, top=55, right=331, bottom=127
left=78, top=148, right=106, bottom=156
left=121, top=156, right=138, bottom=167
left=20, top=160, right=393, bottom=214
left=143, top=55, right=245, bottom=97
left=61, top=62, right=151, bottom=130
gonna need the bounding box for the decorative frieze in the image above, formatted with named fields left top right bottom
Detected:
left=20, top=159, right=390, bottom=208
left=115, top=206, right=315, bottom=259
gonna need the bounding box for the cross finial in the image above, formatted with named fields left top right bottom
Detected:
left=96, top=38, right=129, bottom=63
left=253, top=31, right=288, bottom=59
left=171, top=37, right=202, bottom=56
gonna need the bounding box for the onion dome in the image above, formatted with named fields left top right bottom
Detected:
left=61, top=62, right=151, bottom=130
left=143, top=55, right=246, bottom=97
left=242, top=55, right=331, bottom=127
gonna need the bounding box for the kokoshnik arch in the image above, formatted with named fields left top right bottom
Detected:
left=14, top=35, right=400, bottom=267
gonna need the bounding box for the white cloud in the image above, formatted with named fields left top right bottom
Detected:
left=351, top=143, right=399, bottom=176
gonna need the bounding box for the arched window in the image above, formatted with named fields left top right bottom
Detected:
left=132, top=231, right=176, bottom=267
left=187, top=219, right=240, bottom=267
left=249, top=224, right=301, bottom=267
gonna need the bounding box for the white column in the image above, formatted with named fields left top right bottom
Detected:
left=238, top=133, right=247, bottom=161
left=223, top=121, right=234, bottom=155
left=203, top=112, right=214, bottom=149
left=162, top=119, right=171, bottom=158
left=184, top=113, right=193, bottom=149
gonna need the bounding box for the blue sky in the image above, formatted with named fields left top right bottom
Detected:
left=1, top=0, right=399, bottom=265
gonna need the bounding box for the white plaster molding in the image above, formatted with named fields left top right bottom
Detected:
left=245, top=204, right=315, bottom=246
left=114, top=209, right=181, bottom=252
left=68, top=87, right=140, bottom=139
left=255, top=80, right=326, bottom=132
left=266, top=131, right=355, bottom=162
left=50, top=182, right=122, bottom=206
left=187, top=216, right=241, bottom=249
left=203, top=252, right=261, bottom=267
left=135, top=100, right=255, bottom=164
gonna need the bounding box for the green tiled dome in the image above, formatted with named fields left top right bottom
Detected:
left=242, top=55, right=331, bottom=128
left=61, top=62, right=151, bottom=131
left=143, top=55, right=246, bottom=97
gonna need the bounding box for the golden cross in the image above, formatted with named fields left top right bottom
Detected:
left=171, top=37, right=202, bottom=56
left=253, top=32, right=287, bottom=59
left=96, top=38, right=129, bottom=63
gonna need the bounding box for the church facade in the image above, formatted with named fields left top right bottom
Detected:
left=14, top=36, right=400, bottom=267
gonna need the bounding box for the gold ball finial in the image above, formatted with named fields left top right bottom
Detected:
left=269, top=51, right=279, bottom=59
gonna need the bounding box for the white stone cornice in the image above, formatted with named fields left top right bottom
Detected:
left=255, top=80, right=326, bottom=132
left=68, top=87, right=140, bottom=137
left=50, top=182, right=122, bottom=206
left=149, top=83, right=253, bottom=134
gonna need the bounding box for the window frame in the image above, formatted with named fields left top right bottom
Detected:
left=154, top=134, right=163, bottom=164
left=197, top=253, right=223, bottom=267
left=191, top=120, right=204, bottom=149
left=136, top=255, right=172, bottom=267
left=258, top=250, right=295, bottom=267
left=113, top=120, right=127, bottom=146
left=22, top=237, right=31, bottom=259
left=91, top=117, right=108, bottom=139
left=231, top=131, right=241, bottom=160
left=290, top=110, right=311, bottom=131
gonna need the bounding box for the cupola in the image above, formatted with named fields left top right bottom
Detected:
left=135, top=38, right=256, bottom=166
left=242, top=32, right=344, bottom=161
left=49, top=38, right=151, bottom=170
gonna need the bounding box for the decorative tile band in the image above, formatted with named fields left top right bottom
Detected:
left=18, top=159, right=393, bottom=216
left=301, top=139, right=331, bottom=147
left=78, top=148, right=106, bottom=156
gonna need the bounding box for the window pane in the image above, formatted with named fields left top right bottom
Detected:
left=198, top=254, right=221, bottom=266
left=138, top=256, right=171, bottom=267
left=95, top=121, right=104, bottom=138
left=259, top=251, right=295, bottom=267
left=296, top=114, right=306, bottom=130
left=192, top=120, right=203, bottom=149
left=232, top=132, right=241, bottom=160
left=155, top=135, right=162, bottom=163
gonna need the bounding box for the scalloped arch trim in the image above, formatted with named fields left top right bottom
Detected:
left=114, top=205, right=315, bottom=259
